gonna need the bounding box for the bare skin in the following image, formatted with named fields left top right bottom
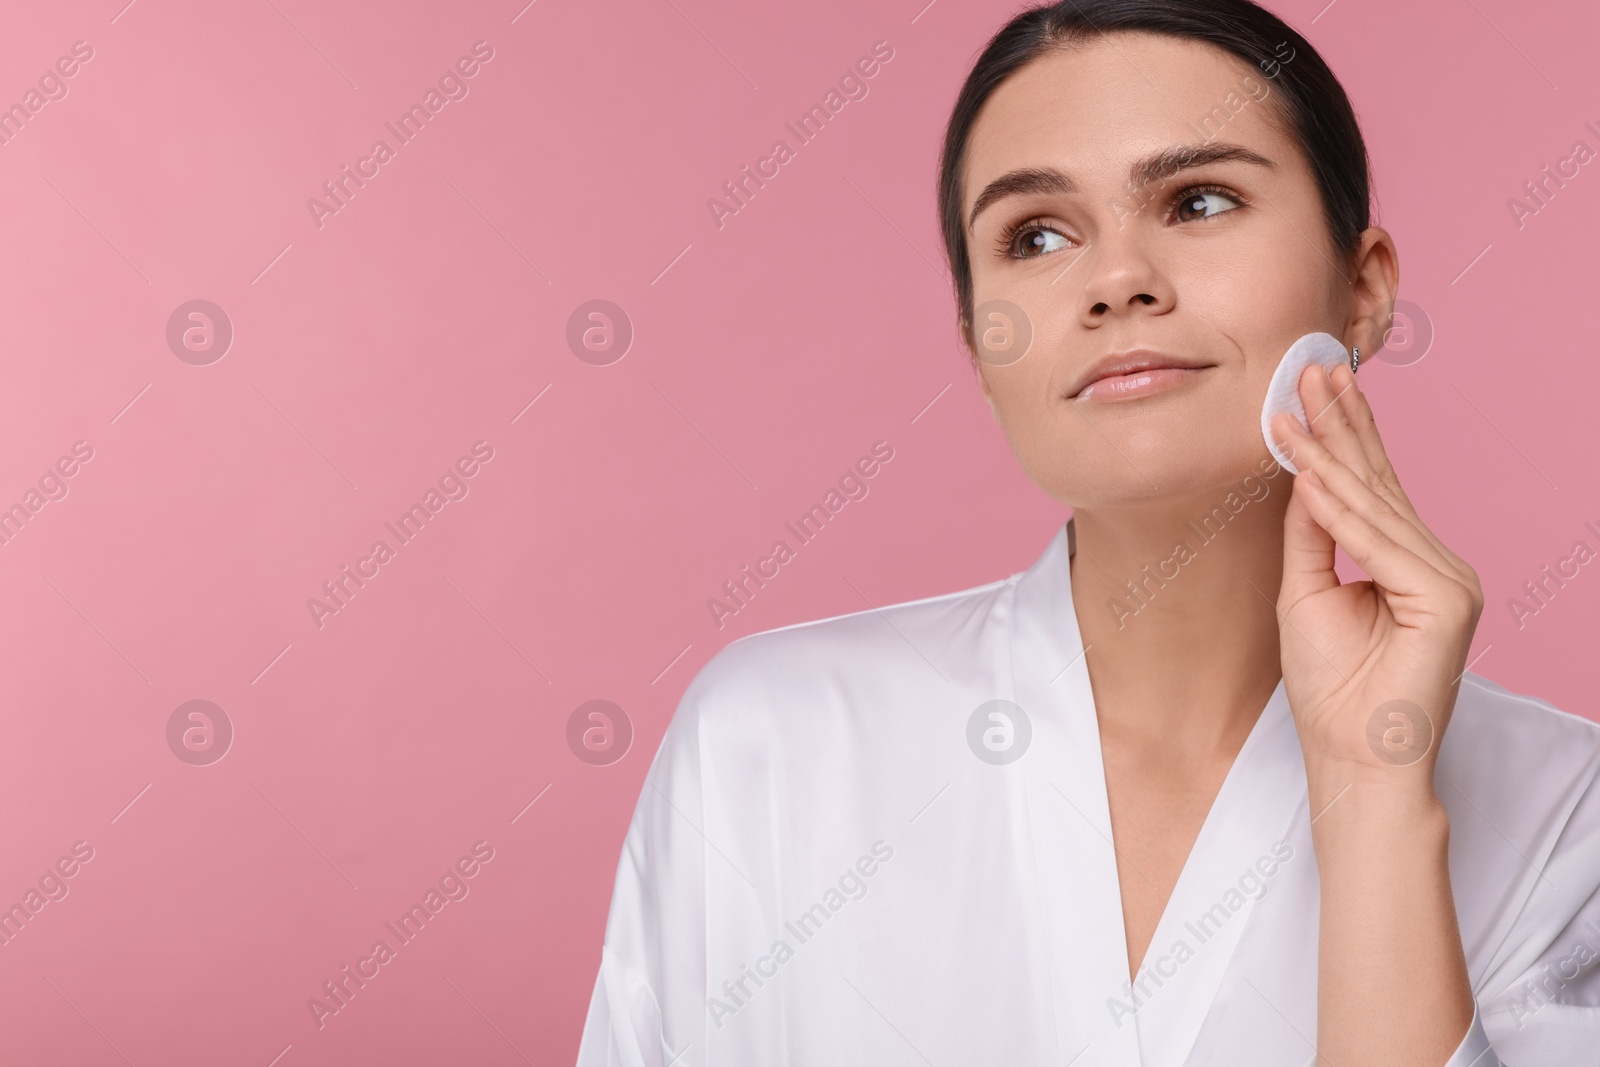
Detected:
left=961, top=32, right=1480, bottom=1064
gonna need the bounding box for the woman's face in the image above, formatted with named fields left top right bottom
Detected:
left=962, top=32, right=1388, bottom=510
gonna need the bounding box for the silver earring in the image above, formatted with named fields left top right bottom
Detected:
left=1350, top=346, right=1361, bottom=373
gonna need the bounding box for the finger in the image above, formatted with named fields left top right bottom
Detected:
left=1308, top=374, right=1486, bottom=623
left=1279, top=467, right=1340, bottom=610
left=1297, top=362, right=1433, bottom=569
left=1299, top=362, right=1372, bottom=480
left=1326, top=361, right=1394, bottom=483
left=1290, top=467, right=1470, bottom=626
left=1290, top=363, right=1374, bottom=520
left=1273, top=411, right=1460, bottom=580
left=1327, top=363, right=1478, bottom=584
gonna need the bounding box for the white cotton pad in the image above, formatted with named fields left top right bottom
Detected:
left=1260, top=332, right=1350, bottom=475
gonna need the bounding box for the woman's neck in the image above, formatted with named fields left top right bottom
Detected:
left=1068, top=489, right=1291, bottom=759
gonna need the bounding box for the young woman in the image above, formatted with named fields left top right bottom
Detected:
left=577, top=2, right=1600, bottom=1063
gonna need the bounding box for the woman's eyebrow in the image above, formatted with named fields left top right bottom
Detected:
left=967, top=141, right=1276, bottom=230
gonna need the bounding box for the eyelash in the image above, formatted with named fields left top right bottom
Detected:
left=994, top=183, right=1251, bottom=259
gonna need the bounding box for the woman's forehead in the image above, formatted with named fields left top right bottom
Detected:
left=963, top=35, right=1287, bottom=194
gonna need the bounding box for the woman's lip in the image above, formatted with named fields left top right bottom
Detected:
left=1075, top=365, right=1211, bottom=400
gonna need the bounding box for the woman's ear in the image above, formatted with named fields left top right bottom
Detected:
left=1345, top=226, right=1400, bottom=359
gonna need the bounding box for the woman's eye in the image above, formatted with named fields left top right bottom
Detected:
left=1174, top=188, right=1242, bottom=223
left=1008, top=225, right=1070, bottom=258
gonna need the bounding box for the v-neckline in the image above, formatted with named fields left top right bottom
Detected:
left=1008, top=519, right=1309, bottom=1066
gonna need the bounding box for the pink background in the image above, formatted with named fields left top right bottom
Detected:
left=0, top=0, right=1595, bottom=1062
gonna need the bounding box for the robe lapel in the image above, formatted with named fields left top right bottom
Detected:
left=1128, top=682, right=1306, bottom=1065
left=1013, top=519, right=1143, bottom=1066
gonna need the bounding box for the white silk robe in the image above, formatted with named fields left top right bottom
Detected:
left=576, top=519, right=1600, bottom=1065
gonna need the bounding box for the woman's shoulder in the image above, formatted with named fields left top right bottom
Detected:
left=1438, top=672, right=1600, bottom=891
left=1442, top=674, right=1600, bottom=1026
left=1446, top=672, right=1600, bottom=771
left=679, top=570, right=1020, bottom=721
left=1440, top=672, right=1600, bottom=815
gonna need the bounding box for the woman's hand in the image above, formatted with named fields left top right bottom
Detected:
left=1272, top=358, right=1483, bottom=1067
left=1270, top=359, right=1485, bottom=790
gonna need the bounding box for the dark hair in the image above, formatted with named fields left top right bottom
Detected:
left=937, top=0, right=1372, bottom=351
